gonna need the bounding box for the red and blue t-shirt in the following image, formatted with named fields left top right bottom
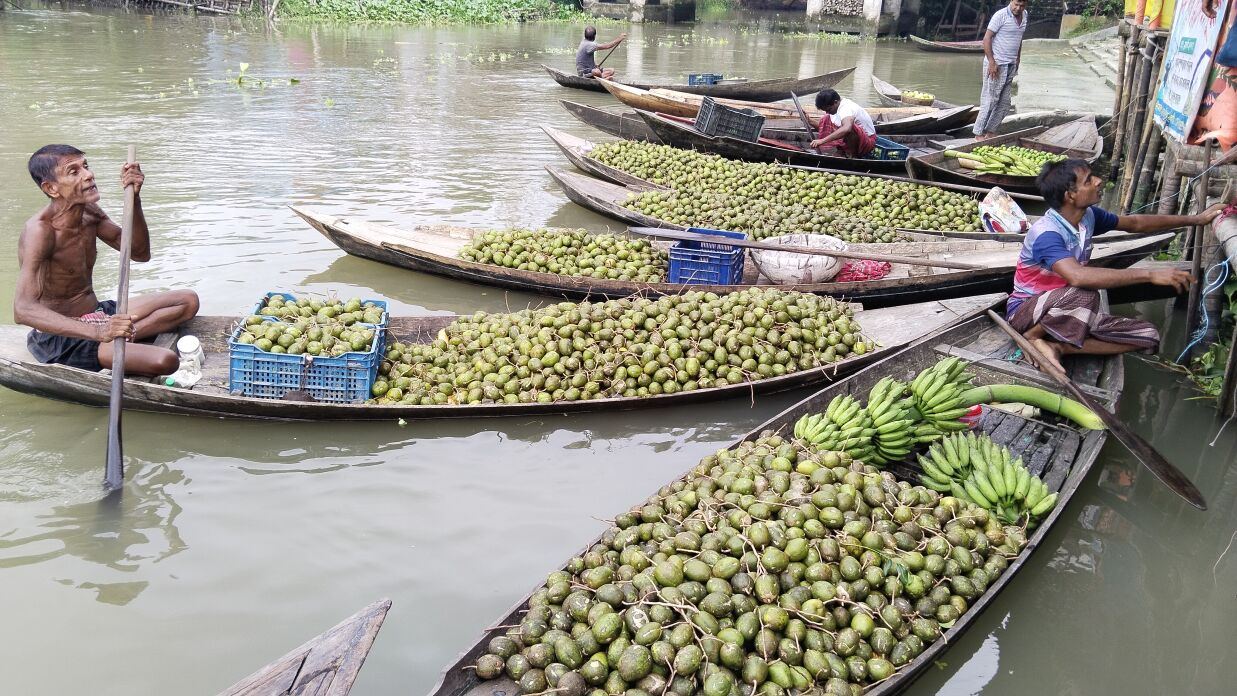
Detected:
left=1007, top=206, right=1120, bottom=317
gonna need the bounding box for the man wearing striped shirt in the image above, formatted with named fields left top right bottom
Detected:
left=974, top=0, right=1027, bottom=140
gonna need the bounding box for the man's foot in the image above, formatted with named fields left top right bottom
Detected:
left=1027, top=337, right=1065, bottom=373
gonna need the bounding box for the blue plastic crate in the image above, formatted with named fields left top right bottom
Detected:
left=866, top=136, right=911, bottom=161
left=688, top=73, right=724, bottom=86
left=668, top=227, right=746, bottom=285
left=249, top=292, right=389, bottom=327
left=227, top=318, right=383, bottom=403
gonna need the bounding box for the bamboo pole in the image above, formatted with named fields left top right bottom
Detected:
left=1129, top=129, right=1164, bottom=212
left=1124, top=37, right=1166, bottom=211
left=1216, top=216, right=1237, bottom=416
left=1121, top=36, right=1157, bottom=206
left=1111, top=24, right=1142, bottom=181
left=1183, top=138, right=1215, bottom=353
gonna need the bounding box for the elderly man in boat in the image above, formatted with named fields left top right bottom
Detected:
left=576, top=26, right=627, bottom=80
left=809, top=89, right=877, bottom=159
left=14, top=144, right=199, bottom=376
left=1008, top=158, right=1225, bottom=371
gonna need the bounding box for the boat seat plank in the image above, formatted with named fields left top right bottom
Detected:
left=1040, top=429, right=1082, bottom=492
left=1022, top=430, right=1058, bottom=477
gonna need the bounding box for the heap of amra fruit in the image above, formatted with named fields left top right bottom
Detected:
left=471, top=432, right=1033, bottom=696
left=587, top=141, right=982, bottom=237
left=370, top=288, right=873, bottom=405
left=458, top=229, right=669, bottom=282
left=234, top=296, right=384, bottom=357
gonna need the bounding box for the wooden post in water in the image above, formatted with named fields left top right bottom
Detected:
left=1182, top=138, right=1215, bottom=355
left=1121, top=35, right=1157, bottom=206
left=1111, top=22, right=1142, bottom=182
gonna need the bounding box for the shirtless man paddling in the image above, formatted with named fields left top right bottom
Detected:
left=16, top=145, right=199, bottom=376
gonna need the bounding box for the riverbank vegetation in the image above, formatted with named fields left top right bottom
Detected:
left=275, top=0, right=585, bottom=24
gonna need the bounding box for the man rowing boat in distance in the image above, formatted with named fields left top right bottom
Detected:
left=15, top=144, right=199, bottom=376
left=809, top=89, right=878, bottom=159
left=576, top=26, right=627, bottom=79
left=1008, top=158, right=1224, bottom=371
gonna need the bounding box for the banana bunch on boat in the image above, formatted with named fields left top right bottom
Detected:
left=792, top=394, right=876, bottom=461
left=918, top=432, right=1058, bottom=524
left=908, top=356, right=975, bottom=441
left=944, top=145, right=1065, bottom=177
left=864, top=377, right=922, bottom=465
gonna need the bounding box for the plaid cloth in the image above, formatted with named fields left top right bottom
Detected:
left=1008, top=286, right=1160, bottom=352
left=973, top=62, right=1017, bottom=135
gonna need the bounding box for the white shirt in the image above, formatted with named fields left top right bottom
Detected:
left=830, top=98, right=876, bottom=138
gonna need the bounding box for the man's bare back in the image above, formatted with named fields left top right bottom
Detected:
left=15, top=145, right=199, bottom=376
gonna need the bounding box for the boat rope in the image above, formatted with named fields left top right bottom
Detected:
left=1176, top=259, right=1230, bottom=365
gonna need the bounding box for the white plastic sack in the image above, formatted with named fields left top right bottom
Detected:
left=980, top=187, right=1029, bottom=236
left=749, top=234, right=848, bottom=285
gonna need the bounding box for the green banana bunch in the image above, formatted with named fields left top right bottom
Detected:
left=865, top=376, right=916, bottom=465
left=921, top=432, right=1058, bottom=525
left=909, top=357, right=975, bottom=441
left=793, top=393, right=875, bottom=462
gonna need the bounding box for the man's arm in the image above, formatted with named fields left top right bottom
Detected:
left=983, top=30, right=998, bottom=79
left=95, top=162, right=150, bottom=262
left=1114, top=203, right=1226, bottom=233
left=14, top=224, right=134, bottom=341
left=597, top=33, right=627, bottom=50
left=1052, top=256, right=1191, bottom=293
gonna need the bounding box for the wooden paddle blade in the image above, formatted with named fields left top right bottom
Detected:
left=985, top=310, right=1207, bottom=510
left=104, top=144, right=138, bottom=493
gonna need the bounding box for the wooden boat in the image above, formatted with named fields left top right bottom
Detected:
left=906, top=119, right=1103, bottom=194
left=296, top=204, right=1025, bottom=308
left=424, top=301, right=1123, bottom=696
left=870, top=75, right=965, bottom=110
left=560, top=100, right=815, bottom=143
left=218, top=599, right=390, bottom=696
left=909, top=34, right=985, bottom=53
left=542, top=64, right=856, bottom=102
left=599, top=80, right=977, bottom=136
left=0, top=293, right=1003, bottom=421
left=541, top=126, right=1044, bottom=215
left=543, top=165, right=1171, bottom=285
left=635, top=110, right=947, bottom=174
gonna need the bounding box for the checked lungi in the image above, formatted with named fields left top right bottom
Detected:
left=973, top=62, right=1017, bottom=136
left=1007, top=286, right=1160, bottom=352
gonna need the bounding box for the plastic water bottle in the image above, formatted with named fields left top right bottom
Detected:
left=162, top=335, right=204, bottom=389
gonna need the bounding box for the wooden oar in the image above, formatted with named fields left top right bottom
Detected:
left=104, top=145, right=137, bottom=493
left=985, top=309, right=1207, bottom=510
left=789, top=92, right=816, bottom=137
left=627, top=226, right=984, bottom=271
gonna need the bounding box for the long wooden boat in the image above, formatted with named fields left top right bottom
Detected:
left=0, top=293, right=1003, bottom=420
left=218, top=599, right=391, bottom=696
left=635, top=110, right=947, bottom=174
left=542, top=64, right=856, bottom=102
left=296, top=205, right=1022, bottom=307
left=909, top=34, right=985, bottom=53
left=560, top=100, right=817, bottom=143
left=599, top=80, right=977, bottom=136
left=425, top=300, right=1123, bottom=696
left=870, top=75, right=964, bottom=110
left=543, top=165, right=1171, bottom=283
left=906, top=119, right=1103, bottom=194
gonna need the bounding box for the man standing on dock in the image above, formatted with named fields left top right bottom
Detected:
left=974, top=0, right=1027, bottom=140
left=1007, top=159, right=1225, bottom=371
left=577, top=26, right=627, bottom=80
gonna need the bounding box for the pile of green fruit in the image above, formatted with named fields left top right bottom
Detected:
left=588, top=141, right=982, bottom=234
left=370, top=288, right=874, bottom=405
left=256, top=295, right=386, bottom=327
left=944, top=145, right=1065, bottom=177
left=471, top=431, right=1029, bottom=696
left=899, top=89, right=935, bottom=103
left=235, top=316, right=379, bottom=356
left=234, top=295, right=385, bottom=357
left=918, top=432, right=1058, bottom=524
left=626, top=190, right=905, bottom=244
left=459, top=229, right=669, bottom=282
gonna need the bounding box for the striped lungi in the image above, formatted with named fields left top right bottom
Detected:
left=1008, top=286, right=1160, bottom=352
